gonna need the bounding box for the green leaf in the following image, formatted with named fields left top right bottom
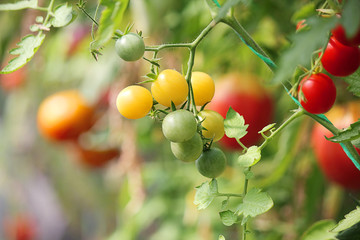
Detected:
left=301, top=220, right=337, bottom=240
left=50, top=3, right=75, bottom=28
left=238, top=146, right=261, bottom=167
left=273, top=16, right=337, bottom=83
left=341, top=0, right=360, bottom=38
left=236, top=188, right=273, bottom=218
left=92, top=0, right=129, bottom=50
left=326, top=120, right=360, bottom=143
left=221, top=199, right=229, bottom=211
left=258, top=123, right=276, bottom=134
left=219, top=210, right=239, bottom=226
left=224, top=107, right=248, bottom=140
left=291, top=2, right=316, bottom=23
left=218, top=235, right=226, bottom=240
left=332, top=207, right=360, bottom=233
left=0, top=0, right=37, bottom=11
left=343, top=69, right=360, bottom=97
left=194, top=179, right=218, bottom=210
left=336, top=222, right=360, bottom=240
left=0, top=33, right=45, bottom=74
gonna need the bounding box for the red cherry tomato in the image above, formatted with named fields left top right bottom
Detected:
left=332, top=24, right=360, bottom=47
left=311, top=102, right=360, bottom=190
left=321, top=37, right=360, bottom=77
left=298, top=73, right=336, bottom=114
left=208, top=73, right=274, bottom=150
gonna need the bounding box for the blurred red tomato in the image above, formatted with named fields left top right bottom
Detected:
left=37, top=90, right=95, bottom=141
left=71, top=142, right=120, bottom=168
left=332, top=24, right=360, bottom=47
left=0, top=67, right=26, bottom=91
left=3, top=215, right=37, bottom=240
left=208, top=73, right=274, bottom=150
left=311, top=101, right=360, bottom=190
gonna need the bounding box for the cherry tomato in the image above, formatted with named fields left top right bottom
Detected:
left=198, top=110, right=224, bottom=142
left=162, top=109, right=197, bottom=142
left=298, top=73, right=336, bottom=114
left=321, top=36, right=360, bottom=77
left=115, top=33, right=145, bottom=61
left=116, top=85, right=153, bottom=119
left=191, top=71, right=215, bottom=106
left=332, top=24, right=360, bottom=47
left=0, top=67, right=26, bottom=91
left=195, top=147, right=227, bottom=178
left=208, top=73, right=274, bottom=150
left=170, top=133, right=203, bottom=162
left=151, top=69, right=188, bottom=107
left=37, top=90, right=94, bottom=141
left=311, top=101, right=360, bottom=190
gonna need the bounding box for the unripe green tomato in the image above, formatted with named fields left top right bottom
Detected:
left=162, top=109, right=197, bottom=142
left=196, top=148, right=227, bottom=178
left=171, top=133, right=203, bottom=162
left=198, top=110, right=224, bottom=142
left=115, top=33, right=145, bottom=61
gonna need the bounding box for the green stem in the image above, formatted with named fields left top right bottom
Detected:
left=242, top=167, right=250, bottom=240
left=326, top=0, right=341, bottom=13
left=217, top=192, right=243, bottom=198
left=33, top=6, right=48, bottom=11
left=78, top=5, right=99, bottom=27
left=259, top=108, right=305, bottom=151
left=43, top=0, right=56, bottom=24
left=145, top=43, right=192, bottom=51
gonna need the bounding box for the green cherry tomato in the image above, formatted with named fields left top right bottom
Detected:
left=115, top=33, right=145, bottom=61
left=171, top=133, right=203, bottom=162
left=195, top=148, right=227, bottom=179
left=151, top=69, right=188, bottom=107
left=116, top=85, right=153, bottom=119
left=198, top=110, right=225, bottom=142
left=191, top=71, right=215, bottom=106
left=162, top=109, right=197, bottom=142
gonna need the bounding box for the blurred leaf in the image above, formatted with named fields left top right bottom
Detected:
left=301, top=220, right=337, bottom=240
left=219, top=210, right=239, bottom=226
left=92, top=0, right=129, bottom=50
left=50, top=3, right=76, bottom=28
left=341, top=0, right=360, bottom=38
left=221, top=199, right=229, bottom=211
left=343, top=69, right=360, bottom=97
left=236, top=188, right=273, bottom=218
left=0, top=0, right=37, bottom=11
left=194, top=179, right=218, bottom=210
left=326, top=121, right=360, bottom=143
left=332, top=207, right=360, bottom=233
left=218, top=235, right=226, bottom=240
left=273, top=16, right=337, bottom=83
left=224, top=107, right=248, bottom=140
left=0, top=33, right=45, bottom=74
left=291, top=3, right=316, bottom=23
left=336, top=222, right=360, bottom=240
left=238, top=146, right=261, bottom=167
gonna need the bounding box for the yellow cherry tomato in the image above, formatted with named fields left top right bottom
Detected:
left=191, top=71, right=215, bottom=106
left=116, top=85, right=153, bottom=119
left=198, top=109, right=225, bottom=142
left=151, top=69, right=188, bottom=107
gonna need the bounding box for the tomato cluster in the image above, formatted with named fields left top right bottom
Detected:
left=115, top=69, right=227, bottom=178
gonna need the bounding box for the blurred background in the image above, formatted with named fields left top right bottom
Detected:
left=1, top=0, right=359, bottom=239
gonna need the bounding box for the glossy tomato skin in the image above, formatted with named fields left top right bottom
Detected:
left=191, top=71, right=215, bottom=106
left=208, top=73, right=274, bottom=150
left=162, top=109, right=197, bottom=142
left=332, top=24, right=360, bottom=47
left=116, top=85, right=153, bottom=119
left=321, top=37, right=360, bottom=77
left=37, top=90, right=94, bottom=141
left=115, top=33, right=145, bottom=61
left=195, top=148, right=227, bottom=178
left=151, top=69, right=188, bottom=107
left=311, top=102, right=360, bottom=190
left=170, top=133, right=203, bottom=162
left=298, top=73, right=336, bottom=114
left=198, top=110, right=224, bottom=142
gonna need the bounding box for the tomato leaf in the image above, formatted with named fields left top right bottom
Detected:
left=0, top=0, right=37, bottom=11
left=326, top=120, right=360, bottom=143
left=336, top=222, right=360, bottom=240
left=238, top=146, right=261, bottom=167
left=92, top=0, right=129, bottom=51
left=300, top=220, right=337, bottom=240
left=218, top=235, right=226, bottom=240
left=343, top=69, right=360, bottom=97
left=236, top=188, right=273, bottom=219
left=332, top=206, right=360, bottom=233
left=219, top=210, right=240, bottom=226
left=0, top=33, right=45, bottom=74
left=291, top=2, right=316, bottom=23
left=224, top=107, right=248, bottom=140
left=273, top=16, right=337, bottom=83
left=341, top=0, right=360, bottom=38
left=194, top=179, right=218, bottom=210
left=50, top=3, right=76, bottom=28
